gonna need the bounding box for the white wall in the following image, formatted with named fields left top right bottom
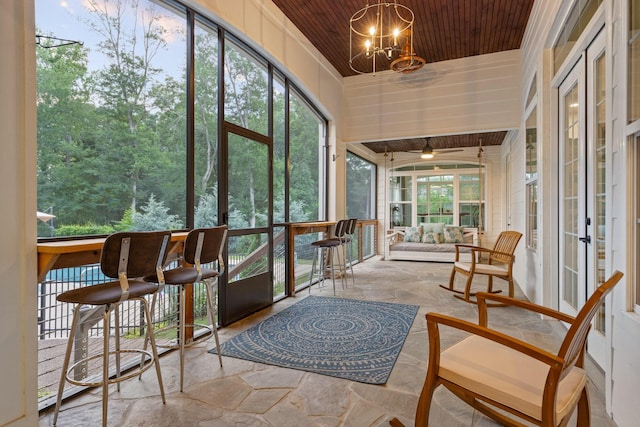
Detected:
left=517, top=1, right=640, bottom=425
left=1, top=1, right=38, bottom=426
left=607, top=0, right=640, bottom=424
left=342, top=51, right=521, bottom=251
left=342, top=50, right=521, bottom=144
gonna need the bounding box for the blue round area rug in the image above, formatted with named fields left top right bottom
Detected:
left=209, top=296, right=419, bottom=384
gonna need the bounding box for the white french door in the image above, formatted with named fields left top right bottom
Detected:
left=558, top=30, right=608, bottom=367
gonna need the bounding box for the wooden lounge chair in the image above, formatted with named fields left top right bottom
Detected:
left=441, top=230, right=522, bottom=304
left=391, top=270, right=624, bottom=427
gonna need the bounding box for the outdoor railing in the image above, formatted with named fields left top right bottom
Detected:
left=37, top=219, right=378, bottom=409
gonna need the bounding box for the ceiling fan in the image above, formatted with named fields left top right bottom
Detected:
left=409, top=138, right=464, bottom=159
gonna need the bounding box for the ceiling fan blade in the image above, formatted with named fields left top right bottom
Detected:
left=405, top=148, right=464, bottom=154
left=433, top=148, right=464, bottom=153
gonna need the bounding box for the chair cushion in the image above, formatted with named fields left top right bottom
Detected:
left=56, top=279, right=160, bottom=305
left=311, top=238, right=341, bottom=247
left=438, top=335, right=587, bottom=421
left=454, top=262, right=508, bottom=276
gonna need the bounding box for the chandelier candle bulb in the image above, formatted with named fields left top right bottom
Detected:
left=349, top=0, right=425, bottom=74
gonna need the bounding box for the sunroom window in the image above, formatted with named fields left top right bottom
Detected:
left=388, top=164, right=485, bottom=230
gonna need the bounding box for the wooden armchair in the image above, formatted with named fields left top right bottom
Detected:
left=440, top=230, right=522, bottom=303
left=391, top=270, right=623, bottom=427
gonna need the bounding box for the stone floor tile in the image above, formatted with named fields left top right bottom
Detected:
left=40, top=258, right=618, bottom=427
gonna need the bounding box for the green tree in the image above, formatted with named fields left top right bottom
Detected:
left=132, top=194, right=183, bottom=230
left=346, top=153, right=374, bottom=219
left=289, top=95, right=322, bottom=219
left=193, top=29, right=219, bottom=199
left=224, top=44, right=270, bottom=228
left=35, top=33, right=95, bottom=233
left=83, top=0, right=171, bottom=212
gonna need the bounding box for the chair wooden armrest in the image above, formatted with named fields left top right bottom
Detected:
left=454, top=243, right=480, bottom=250
left=472, top=247, right=515, bottom=260
left=475, top=292, right=576, bottom=327
left=407, top=271, right=623, bottom=427
left=455, top=245, right=516, bottom=266
left=426, top=312, right=563, bottom=367
left=453, top=244, right=483, bottom=262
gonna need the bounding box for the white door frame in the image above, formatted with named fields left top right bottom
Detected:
left=557, top=29, right=608, bottom=368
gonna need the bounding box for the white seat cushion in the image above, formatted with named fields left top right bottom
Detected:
left=454, top=262, right=508, bottom=276
left=438, top=335, right=587, bottom=422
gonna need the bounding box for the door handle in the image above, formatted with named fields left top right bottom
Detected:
left=578, top=235, right=591, bottom=244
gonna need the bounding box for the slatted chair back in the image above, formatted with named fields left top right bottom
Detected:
left=558, top=270, right=623, bottom=373
left=489, top=230, right=522, bottom=265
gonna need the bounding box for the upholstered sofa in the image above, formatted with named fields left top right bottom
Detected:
left=384, top=224, right=479, bottom=263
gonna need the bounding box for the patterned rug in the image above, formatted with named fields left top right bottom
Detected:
left=209, top=296, right=419, bottom=384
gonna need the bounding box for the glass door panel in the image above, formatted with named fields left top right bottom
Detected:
left=586, top=33, right=607, bottom=365
left=559, top=62, right=585, bottom=316
left=558, top=30, right=608, bottom=368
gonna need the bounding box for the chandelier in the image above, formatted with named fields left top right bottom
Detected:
left=349, top=1, right=426, bottom=74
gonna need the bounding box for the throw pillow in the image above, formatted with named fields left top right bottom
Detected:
left=422, top=222, right=445, bottom=234
left=421, top=231, right=442, bottom=244
left=443, top=225, right=464, bottom=243
left=404, top=226, right=422, bottom=242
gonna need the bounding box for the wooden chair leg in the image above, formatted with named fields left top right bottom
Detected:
left=448, top=267, right=457, bottom=290
left=462, top=274, right=474, bottom=301
left=414, top=375, right=439, bottom=427
left=389, top=417, right=405, bottom=426
left=439, top=267, right=457, bottom=292
left=576, top=386, right=591, bottom=426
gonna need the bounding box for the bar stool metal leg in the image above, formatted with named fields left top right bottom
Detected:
left=53, top=231, right=170, bottom=427
left=205, top=279, right=223, bottom=367
left=102, top=307, right=110, bottom=426
left=53, top=305, right=82, bottom=426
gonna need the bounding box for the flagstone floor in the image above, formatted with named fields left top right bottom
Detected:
left=40, top=258, right=616, bottom=426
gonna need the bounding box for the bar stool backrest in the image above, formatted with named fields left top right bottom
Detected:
left=346, top=218, right=357, bottom=235
left=183, top=226, right=228, bottom=272
left=334, top=219, right=348, bottom=238
left=101, top=230, right=171, bottom=279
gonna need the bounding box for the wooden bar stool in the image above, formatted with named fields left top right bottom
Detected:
left=53, top=231, right=171, bottom=427
left=145, top=226, right=227, bottom=392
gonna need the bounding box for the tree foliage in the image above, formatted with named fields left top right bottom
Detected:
left=36, top=0, right=325, bottom=238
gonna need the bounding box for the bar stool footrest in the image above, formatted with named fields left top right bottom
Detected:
left=65, top=349, right=155, bottom=388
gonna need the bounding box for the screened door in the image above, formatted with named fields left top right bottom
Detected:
left=218, top=122, right=273, bottom=326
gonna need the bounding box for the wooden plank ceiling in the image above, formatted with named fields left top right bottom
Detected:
left=271, top=0, right=533, bottom=152
left=362, top=131, right=508, bottom=153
